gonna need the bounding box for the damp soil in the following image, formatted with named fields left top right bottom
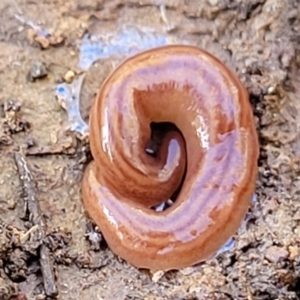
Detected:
left=0, top=0, right=300, bottom=299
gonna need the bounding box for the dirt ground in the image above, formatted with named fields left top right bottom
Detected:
left=0, top=0, right=299, bottom=299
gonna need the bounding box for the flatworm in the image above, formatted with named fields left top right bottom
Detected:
left=82, top=45, right=259, bottom=271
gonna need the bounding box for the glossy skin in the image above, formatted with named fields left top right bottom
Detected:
left=82, top=45, right=259, bottom=271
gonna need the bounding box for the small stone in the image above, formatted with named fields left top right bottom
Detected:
left=151, top=270, right=165, bottom=282
left=25, top=137, right=36, bottom=148
left=208, top=0, right=219, bottom=6
left=35, top=36, right=50, bottom=49
left=49, top=34, right=65, bottom=46
left=35, top=294, right=46, bottom=300
left=3, top=99, right=21, bottom=112
left=63, top=70, right=75, bottom=83
left=7, top=198, right=16, bottom=210
left=179, top=267, right=195, bottom=275
left=267, top=86, right=277, bottom=95
left=17, top=25, right=24, bottom=32
left=265, top=246, right=289, bottom=263
left=295, top=226, right=300, bottom=236
left=288, top=246, right=299, bottom=260
left=27, top=61, right=48, bottom=82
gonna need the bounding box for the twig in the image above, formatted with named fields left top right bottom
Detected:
left=25, top=145, right=76, bottom=156
left=14, top=152, right=58, bottom=298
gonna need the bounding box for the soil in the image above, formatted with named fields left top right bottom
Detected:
left=0, top=0, right=300, bottom=299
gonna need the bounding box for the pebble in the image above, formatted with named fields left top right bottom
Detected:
left=63, top=70, right=75, bottom=83
left=27, top=61, right=48, bottom=82
left=35, top=36, right=50, bottom=49
left=208, top=0, right=219, bottom=6
left=151, top=270, right=165, bottom=283
left=288, top=246, right=299, bottom=260
left=265, top=246, right=289, bottom=263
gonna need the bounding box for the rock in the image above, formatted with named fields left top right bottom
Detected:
left=265, top=246, right=289, bottom=263
left=63, top=70, right=75, bottom=83
left=27, top=61, right=48, bottom=82
left=288, top=246, right=299, bottom=260
left=35, top=36, right=50, bottom=49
